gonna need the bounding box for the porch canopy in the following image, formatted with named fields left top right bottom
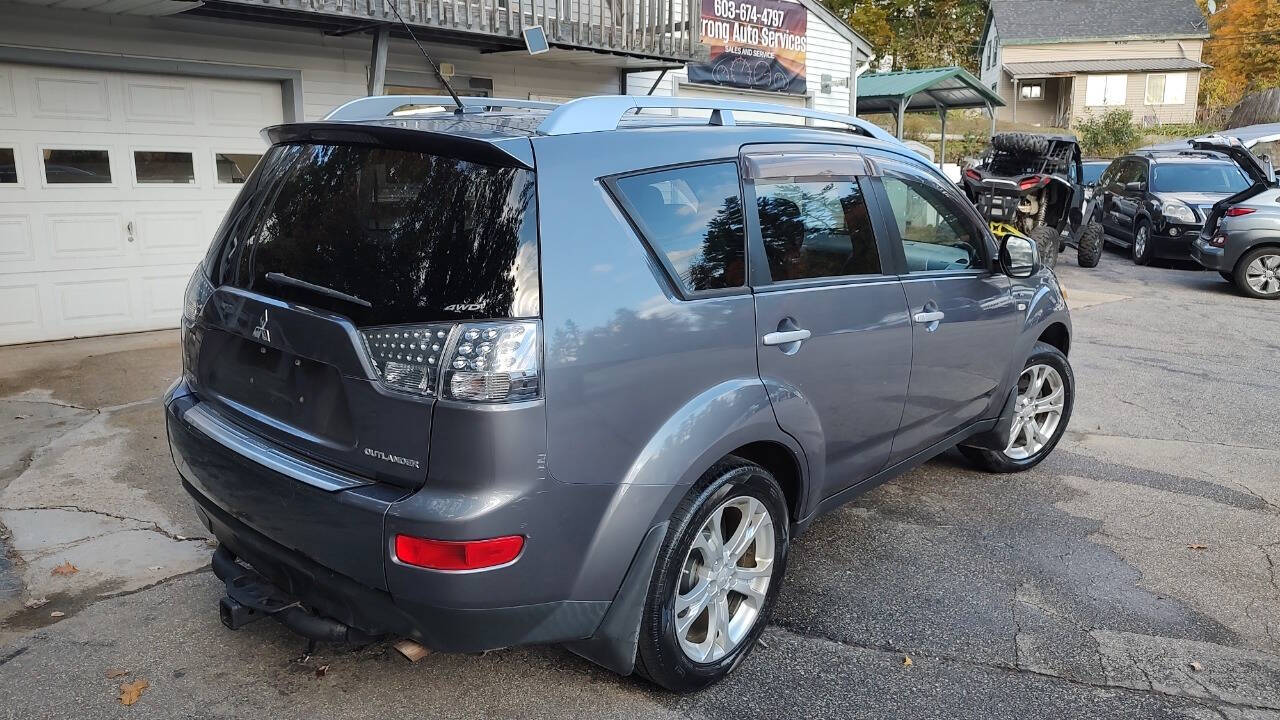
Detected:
left=856, top=66, right=1005, bottom=162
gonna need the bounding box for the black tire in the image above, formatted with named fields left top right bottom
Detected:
left=991, top=132, right=1050, bottom=156
left=960, top=342, right=1075, bottom=473
left=1232, top=246, right=1280, bottom=300
left=1030, top=225, right=1061, bottom=270
left=634, top=456, right=790, bottom=692
left=1131, top=220, right=1153, bottom=265
left=1077, top=221, right=1103, bottom=268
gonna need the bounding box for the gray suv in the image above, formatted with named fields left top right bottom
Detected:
left=165, top=95, right=1074, bottom=691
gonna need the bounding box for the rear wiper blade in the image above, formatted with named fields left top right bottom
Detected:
left=264, top=272, right=373, bottom=309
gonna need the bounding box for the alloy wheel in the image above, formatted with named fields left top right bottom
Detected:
left=674, top=495, right=776, bottom=663
left=1244, top=253, right=1280, bottom=296
left=1004, top=364, right=1066, bottom=460
left=1133, top=226, right=1148, bottom=259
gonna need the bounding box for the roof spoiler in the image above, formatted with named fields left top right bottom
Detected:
left=261, top=122, right=535, bottom=170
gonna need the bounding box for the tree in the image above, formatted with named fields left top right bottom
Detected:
left=822, top=0, right=988, bottom=73
left=1199, top=0, right=1280, bottom=110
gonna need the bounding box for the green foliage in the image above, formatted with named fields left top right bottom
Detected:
left=822, top=0, right=987, bottom=73
left=1076, top=109, right=1144, bottom=158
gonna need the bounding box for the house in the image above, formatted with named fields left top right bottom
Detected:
left=0, top=0, right=871, bottom=345
left=978, top=0, right=1209, bottom=128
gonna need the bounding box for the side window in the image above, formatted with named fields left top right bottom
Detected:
left=881, top=175, right=983, bottom=273
left=1133, top=160, right=1149, bottom=187
left=613, top=162, right=745, bottom=293
left=754, top=177, right=881, bottom=281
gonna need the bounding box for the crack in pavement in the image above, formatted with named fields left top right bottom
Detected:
left=768, top=623, right=1280, bottom=714
left=0, top=504, right=208, bottom=545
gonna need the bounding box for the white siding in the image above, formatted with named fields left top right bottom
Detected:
left=626, top=5, right=856, bottom=115
left=0, top=4, right=618, bottom=123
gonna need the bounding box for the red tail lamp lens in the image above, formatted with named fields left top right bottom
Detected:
left=1224, top=207, right=1256, bottom=217
left=1018, top=175, right=1043, bottom=191
left=964, top=168, right=982, bottom=181
left=394, top=534, right=524, bottom=571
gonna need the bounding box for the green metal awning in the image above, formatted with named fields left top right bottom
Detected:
left=857, top=66, right=1005, bottom=114
left=856, top=66, right=1005, bottom=161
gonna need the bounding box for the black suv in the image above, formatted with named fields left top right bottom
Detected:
left=1098, top=150, right=1253, bottom=264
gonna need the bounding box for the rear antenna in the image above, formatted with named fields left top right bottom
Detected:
left=385, top=4, right=465, bottom=113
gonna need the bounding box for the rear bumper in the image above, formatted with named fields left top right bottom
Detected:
left=165, top=380, right=624, bottom=652
left=1192, top=238, right=1225, bottom=270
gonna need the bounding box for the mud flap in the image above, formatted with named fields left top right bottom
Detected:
left=564, top=522, right=668, bottom=675
left=1068, top=198, right=1099, bottom=246
left=960, top=385, right=1017, bottom=451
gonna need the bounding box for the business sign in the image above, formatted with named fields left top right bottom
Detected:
left=689, top=0, right=807, bottom=95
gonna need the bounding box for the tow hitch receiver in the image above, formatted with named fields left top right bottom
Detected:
left=211, top=545, right=381, bottom=644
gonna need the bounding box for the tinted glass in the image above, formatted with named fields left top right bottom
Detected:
left=215, top=143, right=539, bottom=326
left=756, top=178, right=880, bottom=280
left=614, top=163, right=745, bottom=293
left=0, top=148, right=15, bottom=183
left=215, top=152, right=262, bottom=184
left=882, top=175, right=982, bottom=272
left=43, top=149, right=111, bottom=184
left=1082, top=162, right=1107, bottom=185
left=1152, top=162, right=1250, bottom=194
left=134, top=151, right=195, bottom=184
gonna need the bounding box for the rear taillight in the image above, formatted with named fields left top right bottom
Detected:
left=1224, top=207, right=1256, bottom=217
left=361, top=320, right=540, bottom=403
left=1018, top=175, right=1044, bottom=191
left=361, top=323, right=453, bottom=396
left=964, top=168, right=981, bottom=181
left=394, top=534, right=524, bottom=571
left=182, top=264, right=215, bottom=324
left=1210, top=232, right=1228, bottom=247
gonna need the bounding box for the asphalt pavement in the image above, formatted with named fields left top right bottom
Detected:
left=0, top=246, right=1277, bottom=719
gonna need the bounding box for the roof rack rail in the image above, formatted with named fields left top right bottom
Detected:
left=535, top=95, right=898, bottom=144
left=324, top=95, right=560, bottom=121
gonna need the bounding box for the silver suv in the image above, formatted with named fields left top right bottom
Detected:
left=165, top=95, right=1074, bottom=691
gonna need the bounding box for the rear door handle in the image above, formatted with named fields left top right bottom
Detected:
left=762, top=329, right=811, bottom=346
left=913, top=311, right=945, bottom=323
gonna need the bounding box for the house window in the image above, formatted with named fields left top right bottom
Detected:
left=1085, top=74, right=1127, bottom=107
left=1145, top=73, right=1187, bottom=105
left=1020, top=83, right=1043, bottom=99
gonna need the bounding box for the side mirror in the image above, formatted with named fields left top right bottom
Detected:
left=1000, top=233, right=1040, bottom=278
left=1124, top=181, right=1145, bottom=192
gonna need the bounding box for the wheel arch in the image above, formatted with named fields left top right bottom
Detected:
left=1232, top=240, right=1280, bottom=275
left=1037, top=321, right=1070, bottom=356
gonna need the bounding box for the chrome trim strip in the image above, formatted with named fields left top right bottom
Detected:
left=182, top=404, right=374, bottom=492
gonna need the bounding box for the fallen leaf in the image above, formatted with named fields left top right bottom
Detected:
left=1187, top=544, right=1208, bottom=550
left=105, top=669, right=130, bottom=679
left=315, top=664, right=330, bottom=678
left=902, top=655, right=913, bottom=667
left=119, top=678, right=149, bottom=706
left=22, top=597, right=48, bottom=610
left=49, top=611, right=65, bottom=618
left=147, top=566, right=164, bottom=571
left=1189, top=661, right=1204, bottom=672
left=51, top=561, right=79, bottom=576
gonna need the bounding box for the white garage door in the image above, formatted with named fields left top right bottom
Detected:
left=0, top=63, right=282, bottom=345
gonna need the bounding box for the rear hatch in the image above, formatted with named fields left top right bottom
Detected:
left=1191, top=135, right=1279, bottom=236
left=187, top=129, right=540, bottom=490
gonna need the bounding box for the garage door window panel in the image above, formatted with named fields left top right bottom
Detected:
left=0, top=148, right=18, bottom=184
left=215, top=152, right=263, bottom=184
left=134, top=151, right=196, bottom=185
left=42, top=148, right=113, bottom=185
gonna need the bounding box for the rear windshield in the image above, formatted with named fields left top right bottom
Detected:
left=211, top=143, right=538, bottom=326
left=1152, top=162, right=1250, bottom=194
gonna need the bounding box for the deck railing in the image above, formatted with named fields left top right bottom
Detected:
left=237, top=0, right=707, bottom=60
